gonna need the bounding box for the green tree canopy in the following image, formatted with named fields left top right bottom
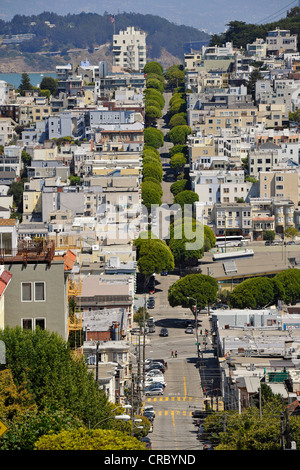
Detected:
left=164, top=65, right=185, bottom=89
left=169, top=113, right=187, bottom=128
left=134, top=238, right=175, bottom=280
left=229, top=277, right=276, bottom=309
left=146, top=78, right=165, bottom=93
left=144, top=61, right=164, bottom=75
left=169, top=144, right=188, bottom=157
left=144, top=127, right=164, bottom=149
left=167, top=125, right=192, bottom=145
left=18, top=72, right=33, bottom=96
left=34, top=428, right=146, bottom=450
left=0, top=327, right=111, bottom=428
left=145, top=105, right=162, bottom=124
left=168, top=274, right=218, bottom=311
left=275, top=269, right=300, bottom=305
left=170, top=153, right=187, bottom=175
left=170, top=179, right=189, bottom=196
left=40, top=76, right=58, bottom=96
left=143, top=163, right=163, bottom=182
left=142, top=185, right=162, bottom=210
left=174, top=190, right=199, bottom=208
left=144, top=88, right=165, bottom=109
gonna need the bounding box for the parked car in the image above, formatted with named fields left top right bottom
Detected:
left=185, top=326, right=194, bottom=334
left=146, top=363, right=165, bottom=373
left=143, top=411, right=155, bottom=422
left=146, top=370, right=163, bottom=377
left=146, top=358, right=168, bottom=369
left=148, top=324, right=155, bottom=332
left=159, top=328, right=169, bottom=337
left=145, top=383, right=164, bottom=391
left=139, top=436, right=152, bottom=449
left=144, top=405, right=155, bottom=415
left=161, top=271, right=168, bottom=275
left=145, top=388, right=164, bottom=396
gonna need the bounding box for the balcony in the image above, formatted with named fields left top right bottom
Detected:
left=0, top=239, right=55, bottom=266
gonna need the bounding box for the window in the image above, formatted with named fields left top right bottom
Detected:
left=22, top=282, right=32, bottom=301
left=22, top=318, right=32, bottom=330
left=35, top=318, right=46, bottom=330
left=35, top=282, right=45, bottom=301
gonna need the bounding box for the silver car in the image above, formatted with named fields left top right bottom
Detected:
left=145, top=388, right=164, bottom=396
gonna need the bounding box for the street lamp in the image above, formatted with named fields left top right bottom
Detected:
left=92, top=404, right=132, bottom=428
left=187, top=296, right=199, bottom=358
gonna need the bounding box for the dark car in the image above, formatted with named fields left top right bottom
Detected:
left=161, top=271, right=168, bottom=276
left=139, top=436, right=152, bottom=449
left=159, top=328, right=168, bottom=337
left=143, top=411, right=155, bottom=422
left=146, top=363, right=165, bottom=373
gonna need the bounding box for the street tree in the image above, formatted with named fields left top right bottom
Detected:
left=167, top=125, right=192, bottom=145
left=134, top=238, right=175, bottom=285
left=40, top=76, right=58, bottom=96
left=230, top=277, right=276, bottom=309
left=174, top=190, right=199, bottom=208
left=275, top=268, right=300, bottom=305
left=170, top=179, right=188, bottom=196
left=169, top=153, right=187, bottom=176
left=168, top=274, right=218, bottom=312
left=144, top=61, right=164, bottom=75
left=0, top=327, right=112, bottom=429
left=144, top=127, right=164, bottom=149
left=34, top=428, right=146, bottom=450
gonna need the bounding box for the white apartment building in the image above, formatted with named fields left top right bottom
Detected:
left=266, top=28, right=298, bottom=55
left=246, top=38, right=267, bottom=58
left=112, top=26, right=146, bottom=73
left=213, top=202, right=253, bottom=238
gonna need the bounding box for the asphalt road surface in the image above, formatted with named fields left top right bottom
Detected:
left=138, top=273, right=214, bottom=451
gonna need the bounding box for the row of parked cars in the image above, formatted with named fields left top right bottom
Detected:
left=192, top=409, right=214, bottom=450
left=144, top=358, right=167, bottom=396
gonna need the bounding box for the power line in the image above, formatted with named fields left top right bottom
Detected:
left=255, top=0, right=297, bottom=25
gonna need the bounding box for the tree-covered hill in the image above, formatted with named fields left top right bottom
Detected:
left=0, top=11, right=210, bottom=61
left=209, top=7, right=300, bottom=49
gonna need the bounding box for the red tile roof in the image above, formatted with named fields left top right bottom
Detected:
left=0, top=270, right=12, bottom=298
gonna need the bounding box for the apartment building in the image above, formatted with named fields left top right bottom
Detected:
left=195, top=105, right=260, bottom=136
left=250, top=198, right=275, bottom=240
left=259, top=169, right=300, bottom=205
left=248, top=143, right=280, bottom=178
left=112, top=26, right=147, bottom=73
left=266, top=28, right=298, bottom=56
left=246, top=38, right=267, bottom=58
left=2, top=240, right=72, bottom=341
left=0, top=118, right=17, bottom=146
left=213, top=202, right=253, bottom=238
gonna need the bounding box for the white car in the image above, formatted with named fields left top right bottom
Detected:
left=146, top=370, right=163, bottom=377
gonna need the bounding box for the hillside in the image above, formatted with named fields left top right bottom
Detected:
left=0, top=11, right=210, bottom=72
left=210, top=8, right=300, bottom=49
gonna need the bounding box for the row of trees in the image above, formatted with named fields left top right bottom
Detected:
left=202, top=383, right=300, bottom=450
left=229, top=268, right=300, bottom=309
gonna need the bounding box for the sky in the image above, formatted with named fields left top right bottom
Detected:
left=0, top=0, right=298, bottom=34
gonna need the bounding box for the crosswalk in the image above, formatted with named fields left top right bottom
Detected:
left=144, top=396, right=201, bottom=402
left=143, top=395, right=224, bottom=411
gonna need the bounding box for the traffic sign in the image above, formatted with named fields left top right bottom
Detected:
left=0, top=420, right=8, bottom=438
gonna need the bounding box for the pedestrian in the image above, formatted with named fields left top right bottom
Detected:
left=171, top=350, right=174, bottom=357
left=175, top=350, right=177, bottom=358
